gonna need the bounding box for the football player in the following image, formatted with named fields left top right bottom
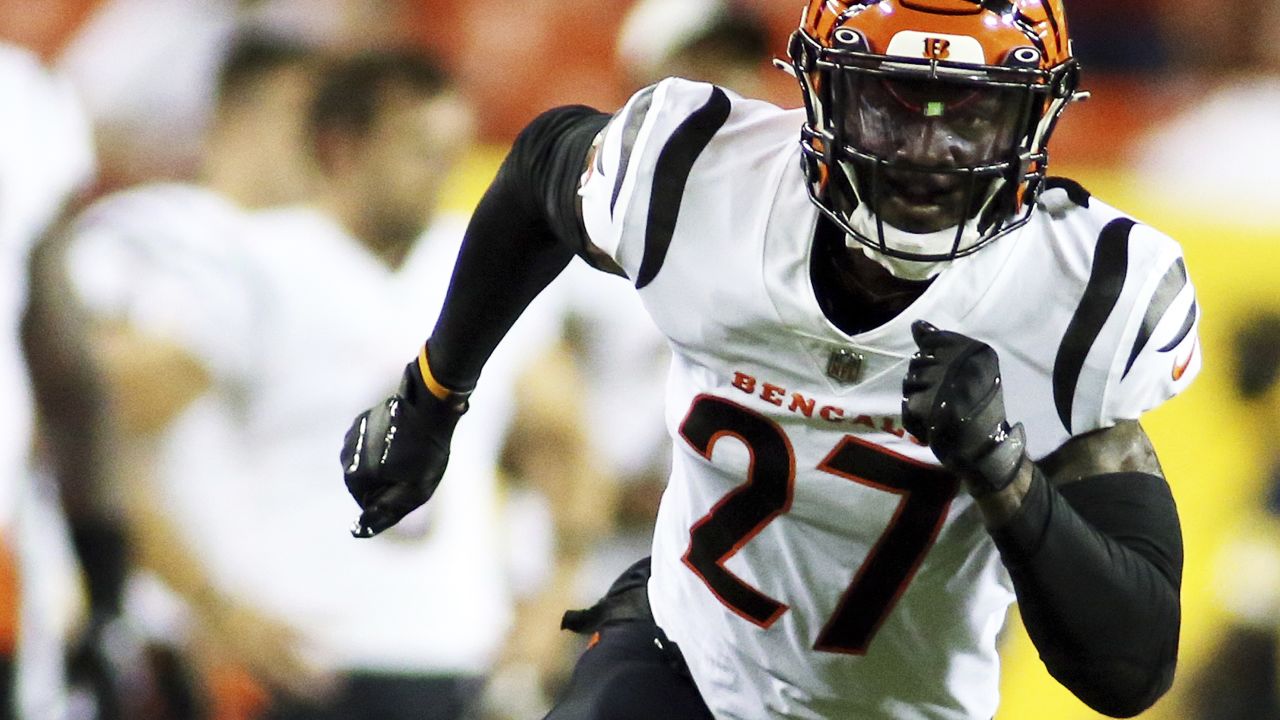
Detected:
left=341, top=1, right=1197, bottom=718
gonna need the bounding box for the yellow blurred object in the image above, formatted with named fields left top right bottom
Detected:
left=997, top=166, right=1280, bottom=719
left=437, top=144, right=507, bottom=215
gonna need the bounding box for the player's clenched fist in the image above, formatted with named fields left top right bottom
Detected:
left=341, top=360, right=465, bottom=538
left=901, top=320, right=1026, bottom=496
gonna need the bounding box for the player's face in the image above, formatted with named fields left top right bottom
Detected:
left=839, top=76, right=1026, bottom=233
left=357, top=89, right=475, bottom=245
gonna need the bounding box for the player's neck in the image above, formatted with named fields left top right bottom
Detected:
left=810, top=218, right=932, bottom=336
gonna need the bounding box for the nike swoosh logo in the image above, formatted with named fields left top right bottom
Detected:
left=1172, top=339, right=1197, bottom=381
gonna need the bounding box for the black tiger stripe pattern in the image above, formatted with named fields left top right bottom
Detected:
left=611, top=85, right=657, bottom=216
left=1157, top=299, right=1198, bottom=353
left=1122, top=258, right=1188, bottom=378
left=635, top=86, right=731, bottom=290
left=1053, top=218, right=1134, bottom=432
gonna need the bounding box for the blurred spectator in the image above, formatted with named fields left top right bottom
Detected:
left=616, top=0, right=770, bottom=95
left=1130, top=0, right=1280, bottom=215
left=54, top=0, right=400, bottom=190
left=1065, top=0, right=1170, bottom=73
left=0, top=40, right=130, bottom=720
left=231, top=47, right=600, bottom=720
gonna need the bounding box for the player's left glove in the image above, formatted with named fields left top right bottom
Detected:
left=341, top=359, right=467, bottom=537
left=902, top=320, right=1026, bottom=496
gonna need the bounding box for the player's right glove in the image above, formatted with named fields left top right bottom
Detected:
left=341, top=357, right=468, bottom=538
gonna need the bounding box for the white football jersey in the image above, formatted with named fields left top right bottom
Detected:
left=0, top=44, right=95, bottom=521
left=579, top=79, right=1200, bottom=719
left=0, top=44, right=95, bottom=720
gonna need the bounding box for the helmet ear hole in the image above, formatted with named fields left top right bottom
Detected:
left=831, top=28, right=867, bottom=50
left=1005, top=46, right=1042, bottom=69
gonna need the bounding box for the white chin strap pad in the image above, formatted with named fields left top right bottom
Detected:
left=843, top=203, right=985, bottom=280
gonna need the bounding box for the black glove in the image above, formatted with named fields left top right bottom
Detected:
left=341, top=359, right=467, bottom=537
left=901, top=320, right=1026, bottom=496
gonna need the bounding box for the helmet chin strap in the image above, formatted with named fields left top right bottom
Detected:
left=837, top=157, right=1011, bottom=281
left=843, top=202, right=975, bottom=281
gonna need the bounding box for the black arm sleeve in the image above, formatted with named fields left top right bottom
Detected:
left=426, top=105, right=609, bottom=391
left=991, top=468, right=1182, bottom=718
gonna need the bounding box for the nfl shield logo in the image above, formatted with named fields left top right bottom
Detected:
left=826, top=348, right=864, bottom=384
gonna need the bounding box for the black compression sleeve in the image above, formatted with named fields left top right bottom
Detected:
left=427, top=106, right=609, bottom=391
left=992, top=469, right=1182, bottom=718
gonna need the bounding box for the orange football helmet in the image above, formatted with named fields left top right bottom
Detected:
left=788, top=0, right=1081, bottom=266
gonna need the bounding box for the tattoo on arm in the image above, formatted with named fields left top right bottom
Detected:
left=1038, top=420, right=1164, bottom=486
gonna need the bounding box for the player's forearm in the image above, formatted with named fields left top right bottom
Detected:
left=989, top=467, right=1181, bottom=717
left=425, top=106, right=608, bottom=391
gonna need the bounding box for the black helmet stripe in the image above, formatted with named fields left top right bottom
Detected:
left=977, top=0, right=1015, bottom=15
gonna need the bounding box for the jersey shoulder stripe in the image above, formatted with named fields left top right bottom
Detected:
left=1101, top=217, right=1200, bottom=425
left=1034, top=177, right=1201, bottom=436
left=635, top=86, right=731, bottom=288
left=1122, top=257, right=1188, bottom=378
left=1053, top=217, right=1134, bottom=432
left=581, top=79, right=739, bottom=282
left=1157, top=298, right=1197, bottom=353
left=609, top=85, right=656, bottom=215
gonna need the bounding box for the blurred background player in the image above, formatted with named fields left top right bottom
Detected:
left=615, top=0, right=769, bottom=95
left=232, top=46, right=510, bottom=719
left=230, top=46, right=607, bottom=720
left=67, top=43, right=597, bottom=720
left=0, top=39, right=129, bottom=720
left=62, top=29, right=329, bottom=720
left=199, top=28, right=321, bottom=209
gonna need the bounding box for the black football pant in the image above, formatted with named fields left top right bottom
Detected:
left=263, top=673, right=481, bottom=720
left=545, top=557, right=713, bottom=720
left=543, top=620, right=713, bottom=720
